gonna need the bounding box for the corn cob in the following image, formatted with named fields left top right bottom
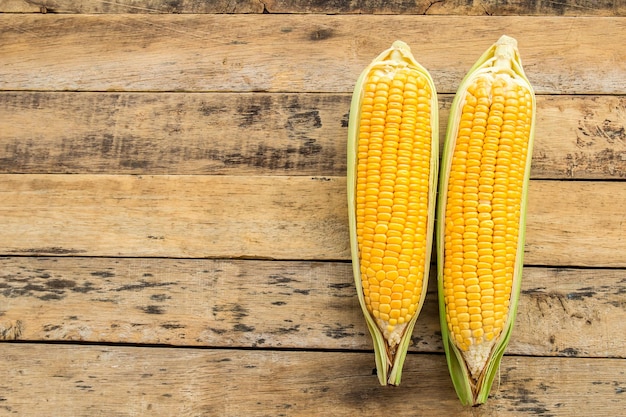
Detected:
left=436, top=35, right=535, bottom=405
left=347, top=41, right=438, bottom=385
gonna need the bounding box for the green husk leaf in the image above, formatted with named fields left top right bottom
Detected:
left=436, top=35, right=536, bottom=405
left=347, top=41, right=439, bottom=386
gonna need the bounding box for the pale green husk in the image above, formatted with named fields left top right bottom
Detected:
left=347, top=41, right=439, bottom=386
left=436, top=35, right=536, bottom=405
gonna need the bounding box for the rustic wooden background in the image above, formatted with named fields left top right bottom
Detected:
left=1, top=1, right=625, bottom=415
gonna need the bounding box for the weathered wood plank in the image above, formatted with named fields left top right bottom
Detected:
left=535, top=95, right=626, bottom=179
left=0, top=257, right=624, bottom=358
left=1, top=0, right=623, bottom=16
left=0, top=0, right=265, bottom=13
left=515, top=267, right=626, bottom=358
left=1, top=92, right=625, bottom=179
left=0, top=92, right=349, bottom=176
left=0, top=175, right=624, bottom=266
left=524, top=181, right=626, bottom=268
left=0, top=175, right=348, bottom=260
left=264, top=0, right=626, bottom=16
left=0, top=258, right=368, bottom=348
left=0, top=343, right=624, bottom=416
left=1, top=15, right=624, bottom=94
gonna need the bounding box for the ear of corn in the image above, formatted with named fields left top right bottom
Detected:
left=347, top=41, right=438, bottom=386
left=436, top=35, right=536, bottom=405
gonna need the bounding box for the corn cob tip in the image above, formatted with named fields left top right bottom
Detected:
left=493, top=35, right=521, bottom=73
left=391, top=40, right=411, bottom=52
left=496, top=35, right=518, bottom=49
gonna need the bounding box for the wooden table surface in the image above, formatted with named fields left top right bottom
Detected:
left=1, top=1, right=625, bottom=415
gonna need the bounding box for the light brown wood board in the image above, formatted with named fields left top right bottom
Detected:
left=0, top=344, right=624, bottom=416
left=1, top=92, right=625, bottom=179
left=1, top=258, right=624, bottom=358
left=0, top=175, right=624, bottom=266
left=1, top=15, right=625, bottom=94
left=0, top=0, right=624, bottom=15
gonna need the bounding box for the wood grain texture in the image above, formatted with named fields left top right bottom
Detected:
left=1, top=15, right=624, bottom=94
left=515, top=267, right=626, bottom=358
left=0, top=174, right=348, bottom=260
left=0, top=8, right=624, bottom=416
left=0, top=0, right=265, bottom=13
left=1, top=0, right=623, bottom=15
left=2, top=92, right=625, bottom=179
left=1, top=343, right=624, bottom=416
left=264, top=0, right=626, bottom=16
left=0, top=92, right=349, bottom=176
left=0, top=257, right=624, bottom=358
left=0, top=175, right=624, bottom=266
